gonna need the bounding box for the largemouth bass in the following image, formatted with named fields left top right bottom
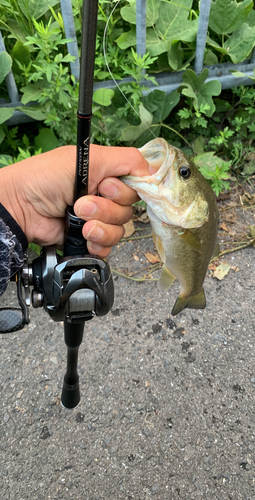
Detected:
left=121, top=138, right=219, bottom=316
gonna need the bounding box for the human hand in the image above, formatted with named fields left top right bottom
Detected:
left=0, top=144, right=150, bottom=257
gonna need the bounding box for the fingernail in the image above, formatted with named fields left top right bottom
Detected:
left=100, top=182, right=118, bottom=199
left=87, top=241, right=103, bottom=253
left=78, top=200, right=97, bottom=217
left=86, top=226, right=104, bottom=241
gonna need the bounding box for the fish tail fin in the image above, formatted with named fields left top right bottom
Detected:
left=171, top=288, right=206, bottom=316
left=158, top=266, right=176, bottom=292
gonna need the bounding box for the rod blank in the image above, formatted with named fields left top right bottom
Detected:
left=78, top=0, right=98, bottom=115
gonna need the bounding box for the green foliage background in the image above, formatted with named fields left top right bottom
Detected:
left=1, top=0, right=255, bottom=193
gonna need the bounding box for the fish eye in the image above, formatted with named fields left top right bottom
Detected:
left=179, top=165, right=191, bottom=179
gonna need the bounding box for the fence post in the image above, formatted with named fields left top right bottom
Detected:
left=136, top=0, right=146, bottom=58
left=251, top=47, right=255, bottom=64
left=194, top=0, right=212, bottom=74
left=60, top=0, right=80, bottom=81
left=0, top=31, right=19, bottom=103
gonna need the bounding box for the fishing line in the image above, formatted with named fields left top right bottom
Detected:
left=103, top=0, right=156, bottom=139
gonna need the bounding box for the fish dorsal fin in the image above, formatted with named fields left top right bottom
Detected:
left=158, top=266, right=176, bottom=292
left=177, top=229, right=202, bottom=254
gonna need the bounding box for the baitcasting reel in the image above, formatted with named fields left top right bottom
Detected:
left=0, top=246, right=114, bottom=333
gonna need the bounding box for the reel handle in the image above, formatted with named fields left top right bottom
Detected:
left=0, top=270, right=30, bottom=333
left=0, top=308, right=27, bottom=333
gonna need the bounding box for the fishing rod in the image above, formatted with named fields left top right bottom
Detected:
left=0, top=0, right=114, bottom=409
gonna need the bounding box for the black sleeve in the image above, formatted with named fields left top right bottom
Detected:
left=0, top=203, right=28, bottom=296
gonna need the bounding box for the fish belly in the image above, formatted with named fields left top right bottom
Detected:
left=148, top=207, right=209, bottom=298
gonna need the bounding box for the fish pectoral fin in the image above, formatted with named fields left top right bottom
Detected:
left=177, top=229, right=202, bottom=254
left=158, top=266, right=176, bottom=292
left=171, top=288, right=206, bottom=316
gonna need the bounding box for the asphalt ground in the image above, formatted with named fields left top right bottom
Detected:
left=1, top=189, right=255, bottom=500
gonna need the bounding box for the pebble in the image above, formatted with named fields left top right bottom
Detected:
left=189, top=474, right=196, bottom=483
left=142, top=427, right=150, bottom=437
left=104, top=386, right=112, bottom=396
left=213, top=334, right=227, bottom=343
left=3, top=412, right=9, bottom=423
left=152, top=483, right=159, bottom=492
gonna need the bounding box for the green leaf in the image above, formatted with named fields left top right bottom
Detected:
left=231, top=70, right=248, bottom=79
left=155, top=0, right=198, bottom=43
left=181, top=69, right=221, bottom=117
left=194, top=152, right=231, bottom=174
left=116, top=26, right=136, bottom=50
left=0, top=107, right=14, bottom=125
left=101, top=116, right=129, bottom=141
left=20, top=84, right=42, bottom=105
left=122, top=105, right=153, bottom=142
left=62, top=54, right=76, bottom=63
left=0, top=126, right=5, bottom=145
left=93, top=88, right=115, bottom=107
left=204, top=49, right=218, bottom=65
left=193, top=136, right=206, bottom=156
left=18, top=0, right=59, bottom=20
left=206, top=35, right=228, bottom=56
left=35, top=128, right=59, bottom=152
left=12, top=40, right=31, bottom=67
left=0, top=155, right=13, bottom=168
left=247, top=9, right=255, bottom=27
left=167, top=41, right=183, bottom=71
left=0, top=52, right=12, bottom=85
left=142, top=89, right=180, bottom=124
left=224, top=23, right=255, bottom=63
left=161, top=90, right=180, bottom=121
left=209, top=0, right=253, bottom=35
left=121, top=0, right=160, bottom=27
left=146, top=29, right=168, bottom=57
left=141, top=89, right=167, bottom=115
left=16, top=106, right=45, bottom=120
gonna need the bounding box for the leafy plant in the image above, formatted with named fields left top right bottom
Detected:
left=180, top=69, right=221, bottom=117
left=18, top=16, right=79, bottom=145
left=194, top=153, right=232, bottom=196
left=177, top=104, right=209, bottom=130
left=116, top=0, right=255, bottom=69
left=0, top=0, right=59, bottom=41
left=207, top=0, right=255, bottom=63
left=0, top=145, right=42, bottom=167
left=117, top=0, right=198, bottom=71
left=1, top=0, right=255, bottom=197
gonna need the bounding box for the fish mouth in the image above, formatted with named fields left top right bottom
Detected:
left=140, top=138, right=168, bottom=172
left=139, top=138, right=175, bottom=186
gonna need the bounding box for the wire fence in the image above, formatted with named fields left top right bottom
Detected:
left=1, top=0, right=255, bottom=126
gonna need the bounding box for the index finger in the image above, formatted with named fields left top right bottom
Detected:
left=89, top=145, right=150, bottom=194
